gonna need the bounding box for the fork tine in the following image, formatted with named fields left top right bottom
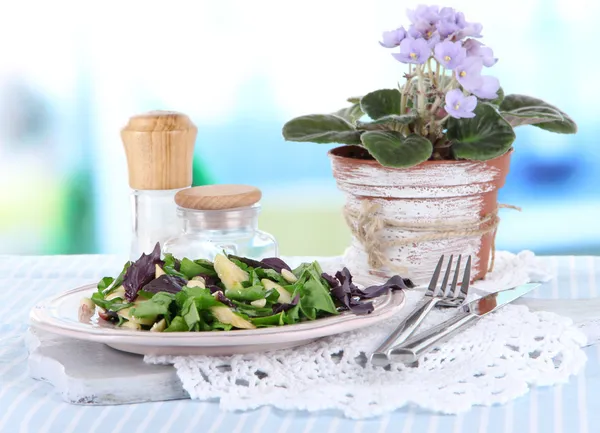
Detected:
left=449, top=254, right=461, bottom=298
left=457, top=255, right=472, bottom=301
left=440, top=255, right=453, bottom=297
left=425, top=255, right=444, bottom=297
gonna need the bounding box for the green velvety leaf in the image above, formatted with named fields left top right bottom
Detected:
left=282, top=114, right=361, bottom=144
left=489, top=87, right=505, bottom=105
left=447, top=102, right=516, bottom=160
left=357, top=113, right=417, bottom=131
left=360, top=131, right=433, bottom=168
left=333, top=103, right=364, bottom=124
left=164, top=316, right=188, bottom=332
left=499, top=94, right=577, bottom=133
left=346, top=96, right=362, bottom=104
left=359, top=89, right=401, bottom=120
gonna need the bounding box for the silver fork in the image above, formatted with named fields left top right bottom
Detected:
left=369, top=254, right=472, bottom=366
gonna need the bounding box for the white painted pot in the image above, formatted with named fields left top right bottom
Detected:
left=328, top=146, right=513, bottom=285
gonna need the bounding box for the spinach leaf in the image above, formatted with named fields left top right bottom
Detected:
left=231, top=300, right=274, bottom=317
left=211, top=322, right=233, bottom=331
left=99, top=261, right=132, bottom=295
left=130, top=292, right=175, bottom=319
left=97, top=277, right=114, bottom=293
left=283, top=303, right=301, bottom=324
left=181, top=297, right=201, bottom=329
left=180, top=258, right=217, bottom=279
left=164, top=316, right=188, bottom=332
left=225, top=285, right=266, bottom=301
left=91, top=292, right=132, bottom=312
left=251, top=312, right=285, bottom=327
left=180, top=258, right=215, bottom=279
left=255, top=268, right=287, bottom=285
left=162, top=253, right=187, bottom=279
left=298, top=275, right=338, bottom=320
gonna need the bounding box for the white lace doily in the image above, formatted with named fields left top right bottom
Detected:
left=145, top=251, right=587, bottom=419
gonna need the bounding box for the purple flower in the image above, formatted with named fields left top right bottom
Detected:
left=434, top=40, right=466, bottom=69
left=456, top=22, right=483, bottom=39
left=426, top=32, right=441, bottom=48
left=444, top=89, right=477, bottom=119
left=455, top=57, right=484, bottom=92
left=464, top=39, right=497, bottom=67
left=470, top=76, right=500, bottom=99
left=437, top=7, right=465, bottom=38
left=380, top=27, right=407, bottom=48
left=408, top=21, right=436, bottom=40
left=407, top=5, right=440, bottom=25
left=392, top=38, right=431, bottom=64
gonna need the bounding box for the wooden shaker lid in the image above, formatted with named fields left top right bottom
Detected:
left=175, top=185, right=262, bottom=210
left=121, top=110, right=197, bottom=190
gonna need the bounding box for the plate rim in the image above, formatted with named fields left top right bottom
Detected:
left=29, top=283, right=406, bottom=347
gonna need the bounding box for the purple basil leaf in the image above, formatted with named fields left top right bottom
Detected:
left=349, top=301, right=374, bottom=315
left=142, top=274, right=186, bottom=295
left=214, top=291, right=235, bottom=308
left=260, top=257, right=292, bottom=273
left=123, top=242, right=164, bottom=301
left=321, top=272, right=340, bottom=289
left=198, top=274, right=219, bottom=287
left=230, top=255, right=293, bottom=273
left=207, top=285, right=223, bottom=294
left=230, top=255, right=263, bottom=269
left=272, top=294, right=300, bottom=314
left=360, top=275, right=416, bottom=299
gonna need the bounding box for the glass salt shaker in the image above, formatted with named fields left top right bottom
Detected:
left=121, top=110, right=197, bottom=260
left=163, top=185, right=278, bottom=260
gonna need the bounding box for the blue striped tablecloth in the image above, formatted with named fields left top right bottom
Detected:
left=0, top=254, right=599, bottom=433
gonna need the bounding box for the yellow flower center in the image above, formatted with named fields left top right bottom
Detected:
left=410, top=52, right=418, bottom=59
left=426, top=30, right=432, bottom=38
left=460, top=71, right=467, bottom=77
left=444, top=55, right=451, bottom=62
left=454, top=103, right=461, bottom=110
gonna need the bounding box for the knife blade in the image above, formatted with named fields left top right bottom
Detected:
left=388, top=282, right=541, bottom=365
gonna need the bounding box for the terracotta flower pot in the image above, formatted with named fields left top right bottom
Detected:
left=328, top=145, right=513, bottom=285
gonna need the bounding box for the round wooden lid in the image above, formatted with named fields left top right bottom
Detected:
left=121, top=110, right=197, bottom=190
left=175, top=185, right=262, bottom=210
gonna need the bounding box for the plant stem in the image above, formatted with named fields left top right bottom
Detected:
left=417, top=64, right=426, bottom=116
left=430, top=95, right=442, bottom=115
left=440, top=66, right=446, bottom=87
left=439, top=114, right=450, bottom=124
left=435, top=61, right=440, bottom=87
left=427, top=58, right=434, bottom=84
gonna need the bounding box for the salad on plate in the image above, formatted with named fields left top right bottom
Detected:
left=81, top=243, right=414, bottom=332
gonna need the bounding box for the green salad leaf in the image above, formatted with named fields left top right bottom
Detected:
left=88, top=247, right=410, bottom=332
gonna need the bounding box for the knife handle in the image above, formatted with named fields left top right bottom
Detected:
left=370, top=298, right=439, bottom=366
left=389, top=311, right=479, bottom=364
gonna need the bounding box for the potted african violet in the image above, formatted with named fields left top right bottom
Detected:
left=281, top=4, right=577, bottom=284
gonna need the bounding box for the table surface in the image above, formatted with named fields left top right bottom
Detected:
left=1, top=254, right=599, bottom=433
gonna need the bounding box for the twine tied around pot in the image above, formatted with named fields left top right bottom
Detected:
left=343, top=201, right=521, bottom=274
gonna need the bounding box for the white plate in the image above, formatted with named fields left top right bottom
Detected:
left=29, top=284, right=406, bottom=356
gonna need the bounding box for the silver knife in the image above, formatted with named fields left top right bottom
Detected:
left=388, top=282, right=541, bottom=364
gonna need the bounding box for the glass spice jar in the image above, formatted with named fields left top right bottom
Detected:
left=121, top=110, right=197, bottom=260
left=163, top=184, right=278, bottom=260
